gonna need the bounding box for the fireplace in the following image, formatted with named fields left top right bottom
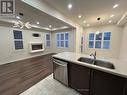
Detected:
left=29, top=42, right=44, bottom=53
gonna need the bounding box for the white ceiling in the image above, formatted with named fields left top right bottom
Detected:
left=43, top=0, right=127, bottom=27
left=0, top=0, right=72, bottom=30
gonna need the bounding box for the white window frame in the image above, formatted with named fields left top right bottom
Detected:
left=45, top=33, right=51, bottom=47
left=13, top=30, right=24, bottom=50
left=56, top=32, right=69, bottom=48
left=102, top=32, right=111, bottom=49
left=89, top=32, right=95, bottom=48
left=88, top=32, right=111, bottom=49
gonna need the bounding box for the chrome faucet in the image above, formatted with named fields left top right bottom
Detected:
left=90, top=51, right=96, bottom=60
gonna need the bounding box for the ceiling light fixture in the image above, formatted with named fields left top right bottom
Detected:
left=110, top=14, right=114, bottom=18
left=83, top=20, right=86, bottom=23
left=78, top=15, right=82, bottom=18
left=117, top=12, right=127, bottom=25
left=16, top=16, right=20, bottom=19
left=37, top=21, right=39, bottom=24
left=109, top=20, right=112, bottom=23
left=49, top=25, right=52, bottom=28
left=13, top=21, right=32, bottom=29
left=87, top=24, right=90, bottom=27
left=113, top=4, right=119, bottom=8
left=68, top=3, right=72, bottom=9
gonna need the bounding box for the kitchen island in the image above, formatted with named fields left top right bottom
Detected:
left=52, top=52, right=127, bottom=95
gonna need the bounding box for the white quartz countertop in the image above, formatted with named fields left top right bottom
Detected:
left=52, top=52, right=127, bottom=78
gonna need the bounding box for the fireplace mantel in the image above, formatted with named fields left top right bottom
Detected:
left=29, top=42, right=44, bottom=53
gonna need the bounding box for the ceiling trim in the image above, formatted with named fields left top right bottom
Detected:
left=117, top=12, right=127, bottom=25
left=21, top=0, right=81, bottom=28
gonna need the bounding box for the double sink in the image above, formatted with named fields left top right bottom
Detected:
left=78, top=57, right=115, bottom=69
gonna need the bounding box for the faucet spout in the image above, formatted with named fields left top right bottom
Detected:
left=90, top=51, right=96, bottom=60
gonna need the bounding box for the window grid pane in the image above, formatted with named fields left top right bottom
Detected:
left=89, top=41, right=94, bottom=48
left=104, top=32, right=111, bottom=40
left=46, top=41, right=50, bottom=47
left=65, top=33, right=69, bottom=40
left=46, top=34, right=50, bottom=40
left=56, top=33, right=69, bottom=48
left=13, top=30, right=23, bottom=50
left=96, top=33, right=102, bottom=40
left=57, top=41, right=60, bottom=47
left=89, top=33, right=94, bottom=48
left=14, top=41, right=23, bottom=50
left=46, top=33, right=50, bottom=47
left=95, top=41, right=101, bottom=48
left=61, top=41, right=64, bottom=47
left=103, top=41, right=110, bottom=49
left=65, top=41, right=68, bottom=47
left=61, top=34, right=64, bottom=40
left=57, top=34, right=60, bottom=40
left=13, top=30, right=23, bottom=39
left=89, top=33, right=94, bottom=40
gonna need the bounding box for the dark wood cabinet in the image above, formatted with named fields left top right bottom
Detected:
left=91, top=70, right=125, bottom=95
left=68, top=63, right=90, bottom=95
left=68, top=62, right=127, bottom=95
left=124, top=79, right=127, bottom=95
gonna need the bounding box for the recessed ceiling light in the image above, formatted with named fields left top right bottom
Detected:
left=83, top=20, right=86, bottom=23
left=49, top=25, right=52, bottom=28
left=16, top=16, right=20, bottom=19
left=36, top=21, right=39, bottom=24
left=110, top=14, right=114, bottom=18
left=87, top=24, right=90, bottom=27
left=68, top=4, right=72, bottom=9
left=113, top=4, right=119, bottom=8
left=78, top=15, right=82, bottom=18
left=109, top=20, right=112, bottom=23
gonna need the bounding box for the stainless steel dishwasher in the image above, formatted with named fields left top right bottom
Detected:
left=53, top=58, right=68, bottom=86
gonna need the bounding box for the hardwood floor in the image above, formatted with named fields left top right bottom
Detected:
left=0, top=53, right=55, bottom=95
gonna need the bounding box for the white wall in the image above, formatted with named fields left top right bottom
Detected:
left=83, top=25, right=123, bottom=58
left=0, top=26, right=52, bottom=65
left=119, top=23, right=127, bottom=61
left=22, top=0, right=84, bottom=53
left=51, top=28, right=76, bottom=53
left=75, top=25, right=84, bottom=53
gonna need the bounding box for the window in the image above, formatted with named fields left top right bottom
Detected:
left=95, top=33, right=102, bottom=48
left=56, top=32, right=69, bottom=48
left=13, top=30, right=23, bottom=50
left=45, top=33, right=50, bottom=47
left=88, top=32, right=111, bottom=49
left=89, top=33, right=94, bottom=48
left=103, top=32, right=111, bottom=49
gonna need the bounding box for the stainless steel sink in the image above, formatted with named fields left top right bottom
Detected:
left=94, top=60, right=115, bottom=69
left=77, top=57, right=115, bottom=69
left=78, top=57, right=94, bottom=64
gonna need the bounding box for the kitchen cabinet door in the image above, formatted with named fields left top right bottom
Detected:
left=91, top=70, right=125, bottom=95
left=124, top=79, right=127, bottom=95
left=68, top=63, right=91, bottom=95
